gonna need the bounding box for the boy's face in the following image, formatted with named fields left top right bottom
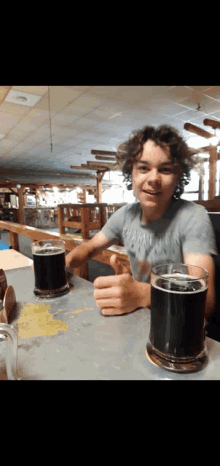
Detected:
left=131, top=139, right=181, bottom=221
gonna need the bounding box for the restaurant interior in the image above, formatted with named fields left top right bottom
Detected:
left=1, top=86, right=220, bottom=379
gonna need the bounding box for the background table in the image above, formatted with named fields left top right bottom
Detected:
left=0, top=249, right=33, bottom=270
left=0, top=266, right=220, bottom=380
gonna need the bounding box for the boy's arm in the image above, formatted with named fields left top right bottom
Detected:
left=65, top=231, right=116, bottom=269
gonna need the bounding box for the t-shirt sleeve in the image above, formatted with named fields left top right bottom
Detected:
left=101, top=205, right=127, bottom=243
left=182, top=205, right=218, bottom=256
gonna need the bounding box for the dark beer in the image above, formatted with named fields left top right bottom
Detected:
left=33, top=247, right=67, bottom=292
left=150, top=273, right=207, bottom=358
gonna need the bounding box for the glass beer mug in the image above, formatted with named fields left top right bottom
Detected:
left=146, top=263, right=209, bottom=373
left=32, top=239, right=70, bottom=298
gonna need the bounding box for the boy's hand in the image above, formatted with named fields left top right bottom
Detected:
left=93, top=254, right=142, bottom=315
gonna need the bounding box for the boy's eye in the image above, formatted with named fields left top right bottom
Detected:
left=161, top=167, right=171, bottom=173
left=137, top=165, right=172, bottom=173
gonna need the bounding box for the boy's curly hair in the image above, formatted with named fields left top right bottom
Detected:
left=116, top=124, right=197, bottom=200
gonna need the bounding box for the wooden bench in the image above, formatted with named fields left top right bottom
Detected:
left=58, top=203, right=108, bottom=239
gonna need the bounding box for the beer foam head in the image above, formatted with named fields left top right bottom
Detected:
left=152, top=273, right=207, bottom=294
left=34, top=247, right=64, bottom=256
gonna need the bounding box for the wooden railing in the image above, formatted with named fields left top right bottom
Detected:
left=0, top=220, right=131, bottom=280
left=194, top=200, right=220, bottom=212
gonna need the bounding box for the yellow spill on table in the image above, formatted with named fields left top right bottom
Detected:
left=18, top=303, right=68, bottom=339
left=71, top=307, right=93, bottom=314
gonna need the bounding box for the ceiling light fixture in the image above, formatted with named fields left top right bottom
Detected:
left=15, top=96, right=28, bottom=103
left=5, top=89, right=41, bottom=107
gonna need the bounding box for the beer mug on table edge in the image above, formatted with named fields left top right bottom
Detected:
left=146, top=263, right=209, bottom=374
left=31, top=239, right=70, bottom=298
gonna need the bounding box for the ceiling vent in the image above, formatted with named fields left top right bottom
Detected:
left=5, top=89, right=41, bottom=107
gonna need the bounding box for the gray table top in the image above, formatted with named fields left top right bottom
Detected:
left=1, top=266, right=220, bottom=380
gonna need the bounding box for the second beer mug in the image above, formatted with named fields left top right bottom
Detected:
left=32, top=239, right=70, bottom=298
left=146, top=263, right=209, bottom=373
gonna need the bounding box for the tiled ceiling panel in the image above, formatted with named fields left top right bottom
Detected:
left=186, top=86, right=213, bottom=93
left=0, top=85, right=220, bottom=185
left=12, top=86, right=49, bottom=95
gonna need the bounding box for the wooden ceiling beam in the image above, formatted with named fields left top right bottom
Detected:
left=95, top=155, right=116, bottom=161
left=184, top=123, right=213, bottom=139
left=80, top=164, right=97, bottom=169
left=87, top=161, right=118, bottom=170
left=70, top=165, right=89, bottom=169
left=188, top=146, right=211, bottom=155
left=203, top=119, right=220, bottom=130
left=91, top=150, right=117, bottom=156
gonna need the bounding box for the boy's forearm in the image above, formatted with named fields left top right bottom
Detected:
left=66, top=243, right=90, bottom=268
left=136, top=280, right=151, bottom=309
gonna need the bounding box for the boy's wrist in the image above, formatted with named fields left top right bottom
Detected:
left=135, top=280, right=151, bottom=309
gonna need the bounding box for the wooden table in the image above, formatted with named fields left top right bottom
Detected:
left=0, top=266, right=220, bottom=380
left=0, top=249, right=33, bottom=270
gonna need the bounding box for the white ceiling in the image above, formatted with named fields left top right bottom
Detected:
left=0, top=85, right=219, bottom=186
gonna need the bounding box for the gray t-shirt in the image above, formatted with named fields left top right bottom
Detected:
left=102, top=199, right=218, bottom=283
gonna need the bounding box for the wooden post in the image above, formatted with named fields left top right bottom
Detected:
left=209, top=146, right=218, bottom=200
left=96, top=171, right=105, bottom=203
left=58, top=205, right=65, bottom=234
left=23, top=190, right=27, bottom=208
left=199, top=162, right=204, bottom=201
left=81, top=207, right=90, bottom=239
left=9, top=231, right=19, bottom=251
left=82, top=188, right=86, bottom=203
left=100, top=204, right=107, bottom=227
left=18, top=186, right=25, bottom=224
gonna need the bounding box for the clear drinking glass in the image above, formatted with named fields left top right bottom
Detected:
left=146, top=263, right=209, bottom=373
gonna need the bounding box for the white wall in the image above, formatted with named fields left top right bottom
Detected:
left=102, top=171, right=136, bottom=204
